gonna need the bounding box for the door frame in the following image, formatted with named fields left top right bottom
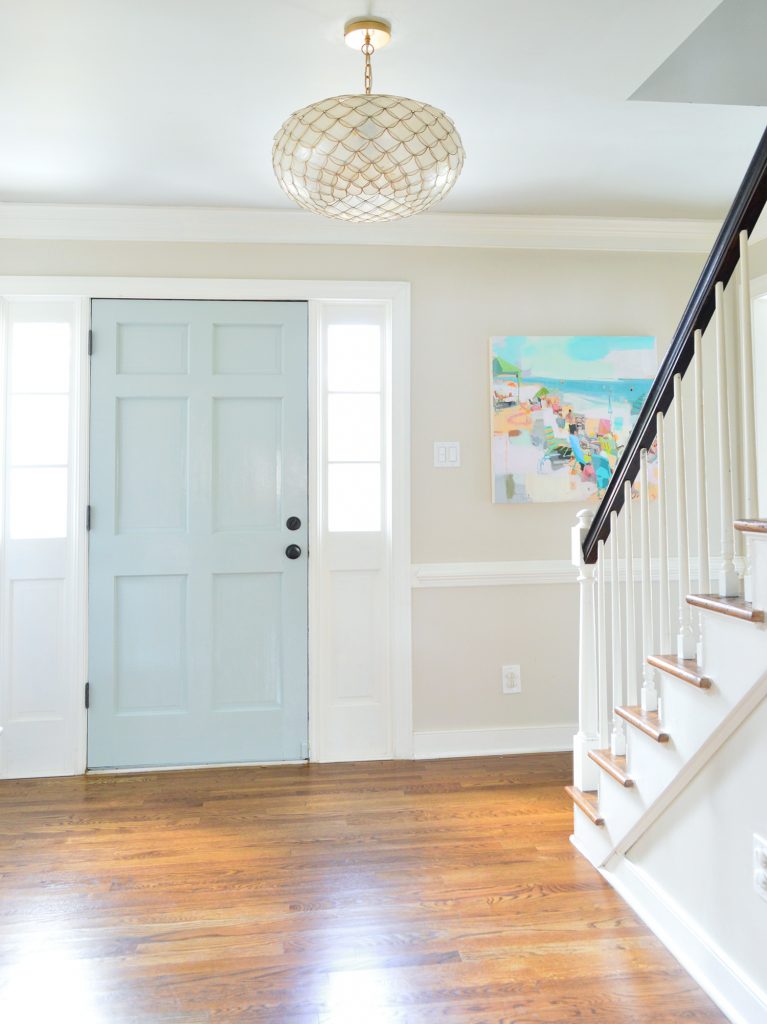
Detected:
left=0, top=277, right=412, bottom=770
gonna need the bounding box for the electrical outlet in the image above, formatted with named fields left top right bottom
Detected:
left=754, top=834, right=767, bottom=902
left=502, top=664, right=521, bottom=695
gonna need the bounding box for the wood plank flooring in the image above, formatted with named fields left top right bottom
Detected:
left=0, top=755, right=725, bottom=1022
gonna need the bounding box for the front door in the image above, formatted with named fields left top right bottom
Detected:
left=87, top=299, right=308, bottom=768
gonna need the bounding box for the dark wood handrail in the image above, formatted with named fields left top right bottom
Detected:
left=582, top=123, right=767, bottom=564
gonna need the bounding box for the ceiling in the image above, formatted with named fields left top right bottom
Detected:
left=1, top=0, right=765, bottom=219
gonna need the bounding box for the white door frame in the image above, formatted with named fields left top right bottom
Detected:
left=0, top=276, right=412, bottom=770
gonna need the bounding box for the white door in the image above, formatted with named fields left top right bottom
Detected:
left=87, top=299, right=308, bottom=768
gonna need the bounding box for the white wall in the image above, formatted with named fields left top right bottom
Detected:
left=0, top=237, right=705, bottom=750
left=628, top=689, right=767, bottom=1012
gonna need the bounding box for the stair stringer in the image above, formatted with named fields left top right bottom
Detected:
left=572, top=662, right=767, bottom=871
left=572, top=609, right=767, bottom=867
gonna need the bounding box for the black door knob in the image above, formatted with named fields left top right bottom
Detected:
left=285, top=544, right=302, bottom=560
left=286, top=516, right=301, bottom=531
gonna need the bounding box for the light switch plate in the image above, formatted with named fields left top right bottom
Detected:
left=434, top=441, right=460, bottom=468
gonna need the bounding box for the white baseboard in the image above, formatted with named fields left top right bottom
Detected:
left=413, top=723, right=576, bottom=759
left=605, top=857, right=767, bottom=1024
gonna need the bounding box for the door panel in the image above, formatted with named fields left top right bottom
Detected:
left=87, top=299, right=308, bottom=768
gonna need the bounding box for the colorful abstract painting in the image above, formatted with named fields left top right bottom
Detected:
left=491, top=336, right=655, bottom=504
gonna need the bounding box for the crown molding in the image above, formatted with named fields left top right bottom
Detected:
left=0, top=202, right=721, bottom=253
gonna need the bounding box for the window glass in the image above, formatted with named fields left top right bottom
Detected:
left=327, top=325, right=381, bottom=392
left=11, top=323, right=71, bottom=393
left=328, top=463, right=381, bottom=532
left=328, top=394, right=380, bottom=463
left=9, top=468, right=68, bottom=539
left=10, top=395, right=69, bottom=466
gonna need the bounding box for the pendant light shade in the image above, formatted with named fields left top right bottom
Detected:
left=272, top=18, right=465, bottom=223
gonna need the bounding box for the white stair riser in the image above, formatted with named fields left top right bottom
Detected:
left=626, top=723, right=681, bottom=799
left=748, top=533, right=767, bottom=611
left=698, top=609, right=767, bottom=691
left=599, top=772, right=648, bottom=841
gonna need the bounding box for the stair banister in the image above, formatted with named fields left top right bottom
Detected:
left=581, top=124, right=767, bottom=566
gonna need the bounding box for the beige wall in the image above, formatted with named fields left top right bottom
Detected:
left=0, top=238, right=705, bottom=742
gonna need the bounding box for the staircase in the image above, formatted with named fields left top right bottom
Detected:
left=566, top=126, right=767, bottom=1023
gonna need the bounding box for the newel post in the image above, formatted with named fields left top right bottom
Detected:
left=572, top=508, right=599, bottom=791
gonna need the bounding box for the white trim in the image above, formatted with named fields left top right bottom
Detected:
left=0, top=277, right=411, bottom=775
left=413, top=723, right=576, bottom=759
left=0, top=203, right=720, bottom=253
left=605, top=858, right=767, bottom=1024
left=72, top=298, right=89, bottom=774
left=307, top=303, right=322, bottom=765
left=411, top=555, right=739, bottom=589
left=0, top=277, right=408, bottom=301
left=412, top=560, right=576, bottom=588
left=390, top=288, right=413, bottom=758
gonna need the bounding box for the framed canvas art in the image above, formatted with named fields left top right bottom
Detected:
left=490, top=335, right=656, bottom=504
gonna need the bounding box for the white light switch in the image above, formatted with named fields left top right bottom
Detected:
left=434, top=441, right=460, bottom=468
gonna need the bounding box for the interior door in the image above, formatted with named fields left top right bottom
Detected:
left=87, top=299, right=308, bottom=768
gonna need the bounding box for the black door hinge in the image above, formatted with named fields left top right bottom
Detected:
left=84, top=682, right=90, bottom=709
left=88, top=329, right=93, bottom=356
left=86, top=505, right=92, bottom=531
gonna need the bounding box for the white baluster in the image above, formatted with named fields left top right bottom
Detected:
left=715, top=281, right=740, bottom=596
left=694, top=329, right=710, bottom=663
left=656, top=412, right=671, bottom=653
left=572, top=508, right=599, bottom=790
left=623, top=480, right=638, bottom=706
left=674, top=373, right=696, bottom=658
left=597, top=539, right=608, bottom=749
left=739, top=230, right=758, bottom=601
left=694, top=329, right=710, bottom=595
left=610, top=511, right=626, bottom=756
left=640, top=450, right=658, bottom=711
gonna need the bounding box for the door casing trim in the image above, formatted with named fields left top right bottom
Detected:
left=0, top=277, right=412, bottom=769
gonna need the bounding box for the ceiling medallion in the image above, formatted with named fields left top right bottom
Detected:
left=272, top=16, right=465, bottom=223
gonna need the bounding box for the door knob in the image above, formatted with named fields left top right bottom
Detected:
left=286, top=516, right=301, bottom=531
left=285, top=544, right=302, bottom=560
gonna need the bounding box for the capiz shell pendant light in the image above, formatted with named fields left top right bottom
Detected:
left=272, top=17, right=465, bottom=223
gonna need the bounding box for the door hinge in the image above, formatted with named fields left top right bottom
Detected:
left=86, top=505, right=92, bottom=531
left=84, top=682, right=90, bottom=709
left=88, top=329, right=93, bottom=356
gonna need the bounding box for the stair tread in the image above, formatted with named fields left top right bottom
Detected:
left=565, top=785, right=604, bottom=825
left=734, top=518, right=767, bottom=535
left=615, top=705, right=670, bottom=743
left=647, top=654, right=712, bottom=689
left=588, top=748, right=633, bottom=787
left=686, top=593, right=764, bottom=622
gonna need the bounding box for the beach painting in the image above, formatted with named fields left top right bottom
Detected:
left=491, top=335, right=656, bottom=504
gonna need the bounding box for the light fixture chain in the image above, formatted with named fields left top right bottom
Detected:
left=362, top=32, right=374, bottom=94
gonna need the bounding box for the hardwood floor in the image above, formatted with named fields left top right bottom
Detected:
left=0, top=755, right=725, bottom=1022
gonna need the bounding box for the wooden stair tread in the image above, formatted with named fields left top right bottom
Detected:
left=686, top=593, right=764, bottom=623
left=588, top=748, right=633, bottom=787
left=734, top=518, right=767, bottom=535
left=647, top=654, right=712, bottom=689
left=565, top=785, right=604, bottom=825
left=615, top=705, right=669, bottom=743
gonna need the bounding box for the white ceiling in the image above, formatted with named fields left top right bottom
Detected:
left=1, top=0, right=765, bottom=218
left=632, top=0, right=767, bottom=107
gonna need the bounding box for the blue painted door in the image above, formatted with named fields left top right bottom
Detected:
left=87, top=300, right=308, bottom=768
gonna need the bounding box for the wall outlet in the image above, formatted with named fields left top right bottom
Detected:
left=502, top=664, right=521, bottom=694
left=754, top=834, right=767, bottom=902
